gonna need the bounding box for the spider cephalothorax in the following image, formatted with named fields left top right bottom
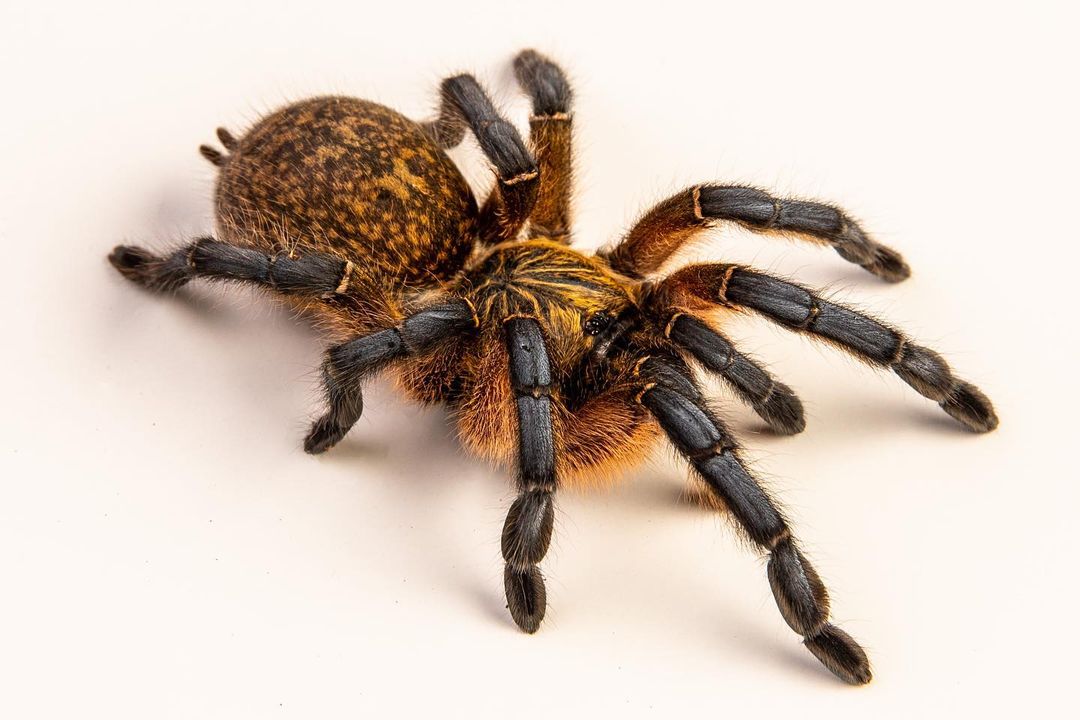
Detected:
left=108, top=49, right=997, bottom=685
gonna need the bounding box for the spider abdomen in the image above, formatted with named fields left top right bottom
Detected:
left=213, top=96, right=478, bottom=291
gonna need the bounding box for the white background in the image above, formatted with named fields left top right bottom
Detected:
left=2, top=1, right=1077, bottom=717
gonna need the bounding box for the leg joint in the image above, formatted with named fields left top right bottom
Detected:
left=797, top=299, right=821, bottom=330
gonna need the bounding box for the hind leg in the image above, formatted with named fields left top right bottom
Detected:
left=109, top=237, right=353, bottom=296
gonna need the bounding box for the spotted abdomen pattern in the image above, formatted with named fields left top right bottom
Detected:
left=215, top=96, right=478, bottom=288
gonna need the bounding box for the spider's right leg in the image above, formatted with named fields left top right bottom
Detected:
left=513, top=49, right=574, bottom=242
left=662, top=313, right=805, bottom=435
left=304, top=300, right=477, bottom=454
left=601, top=185, right=910, bottom=282
left=637, top=353, right=871, bottom=684
left=109, top=237, right=353, bottom=297
left=423, top=74, right=539, bottom=246
left=656, top=263, right=998, bottom=432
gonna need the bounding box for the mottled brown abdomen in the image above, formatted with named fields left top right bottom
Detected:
left=214, top=97, right=478, bottom=288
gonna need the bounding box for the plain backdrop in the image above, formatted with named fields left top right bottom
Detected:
left=2, top=1, right=1077, bottom=717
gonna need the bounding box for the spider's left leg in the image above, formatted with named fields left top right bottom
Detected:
left=304, top=299, right=477, bottom=454
left=513, top=49, right=574, bottom=242
left=423, top=74, right=539, bottom=246
left=658, top=263, right=998, bottom=432
left=602, top=185, right=910, bottom=282
left=637, top=353, right=871, bottom=684
left=501, top=316, right=558, bottom=633
left=109, top=237, right=354, bottom=296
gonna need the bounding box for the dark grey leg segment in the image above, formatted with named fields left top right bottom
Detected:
left=109, top=238, right=350, bottom=296
left=606, top=184, right=909, bottom=281
left=501, top=316, right=557, bottom=633
left=305, top=301, right=476, bottom=454
left=667, top=314, right=805, bottom=434
left=698, top=185, right=910, bottom=282
left=720, top=267, right=998, bottom=432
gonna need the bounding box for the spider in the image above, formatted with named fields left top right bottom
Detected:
left=108, top=49, right=998, bottom=685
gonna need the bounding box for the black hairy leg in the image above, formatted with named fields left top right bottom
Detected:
left=501, top=316, right=558, bottom=633
left=605, top=184, right=910, bottom=282
left=109, top=237, right=352, bottom=296
left=424, top=74, right=539, bottom=246
left=108, top=237, right=476, bottom=455
left=305, top=300, right=477, bottom=454
left=513, top=49, right=574, bottom=242
left=637, top=354, right=871, bottom=685
left=661, top=263, right=998, bottom=432
left=665, top=313, right=806, bottom=434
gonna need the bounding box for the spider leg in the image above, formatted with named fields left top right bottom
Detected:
left=665, top=313, right=805, bottom=434
left=109, top=237, right=352, bottom=297
left=423, top=74, right=539, bottom=246
left=513, top=49, right=574, bottom=243
left=602, top=184, right=910, bottom=282
left=501, top=316, right=558, bottom=633
left=658, top=263, right=998, bottom=432
left=109, top=238, right=476, bottom=454
left=637, top=353, right=871, bottom=685
left=304, top=300, right=476, bottom=454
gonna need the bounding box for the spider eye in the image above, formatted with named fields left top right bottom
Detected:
left=583, top=311, right=612, bottom=336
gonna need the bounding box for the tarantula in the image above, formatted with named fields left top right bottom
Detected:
left=108, top=49, right=997, bottom=685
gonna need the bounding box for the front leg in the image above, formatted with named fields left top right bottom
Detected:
left=110, top=237, right=353, bottom=296
left=501, top=316, right=558, bottom=633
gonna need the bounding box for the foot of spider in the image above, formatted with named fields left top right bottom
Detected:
left=108, top=244, right=190, bottom=292
left=871, top=246, right=911, bottom=283
left=109, top=245, right=156, bottom=282
left=303, top=415, right=349, bottom=455
left=754, top=382, right=806, bottom=435
left=804, top=624, right=872, bottom=685
left=840, top=244, right=911, bottom=283
left=504, top=566, right=546, bottom=633
left=940, top=381, right=999, bottom=432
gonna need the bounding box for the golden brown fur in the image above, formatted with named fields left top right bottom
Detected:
left=202, top=97, right=663, bottom=486
left=526, top=115, right=574, bottom=241
left=441, top=240, right=659, bottom=485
